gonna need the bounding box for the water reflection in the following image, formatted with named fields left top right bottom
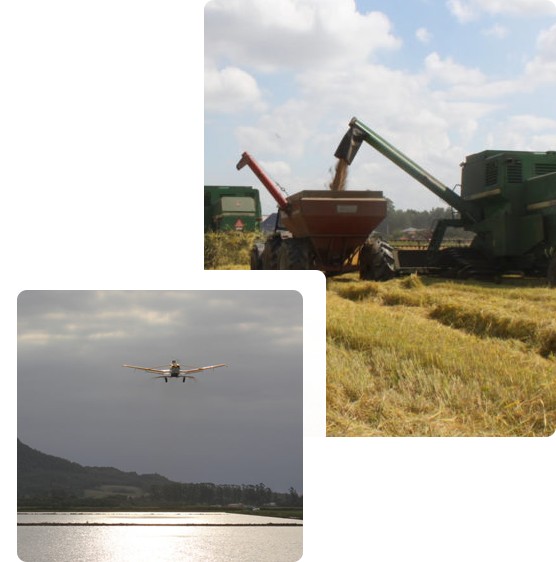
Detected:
left=17, top=512, right=302, bottom=562
left=18, top=511, right=299, bottom=526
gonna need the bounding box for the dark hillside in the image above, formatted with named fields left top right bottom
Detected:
left=18, top=439, right=85, bottom=474
left=17, top=439, right=172, bottom=499
left=17, top=440, right=302, bottom=512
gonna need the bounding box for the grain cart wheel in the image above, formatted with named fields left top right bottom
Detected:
left=548, top=254, right=556, bottom=287
left=359, top=238, right=395, bottom=281
left=250, top=244, right=264, bottom=270
left=278, top=238, right=313, bottom=269
left=261, top=235, right=282, bottom=270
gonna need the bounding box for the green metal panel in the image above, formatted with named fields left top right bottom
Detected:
left=461, top=151, right=556, bottom=257
left=204, top=185, right=262, bottom=232
left=515, top=214, right=545, bottom=255
left=526, top=172, right=556, bottom=209
left=220, top=196, right=256, bottom=213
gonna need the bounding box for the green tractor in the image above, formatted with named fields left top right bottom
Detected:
left=336, top=117, right=556, bottom=285
left=204, top=185, right=262, bottom=232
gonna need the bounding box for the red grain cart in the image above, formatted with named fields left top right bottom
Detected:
left=236, top=152, right=387, bottom=275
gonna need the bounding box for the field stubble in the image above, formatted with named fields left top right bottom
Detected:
left=327, top=274, right=556, bottom=436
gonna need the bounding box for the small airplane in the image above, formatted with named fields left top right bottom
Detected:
left=122, top=359, right=227, bottom=383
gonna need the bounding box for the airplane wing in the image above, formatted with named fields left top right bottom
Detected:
left=180, top=363, right=227, bottom=375
left=122, top=364, right=170, bottom=374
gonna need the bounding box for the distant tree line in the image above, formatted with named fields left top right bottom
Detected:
left=148, top=482, right=302, bottom=508
left=18, top=483, right=302, bottom=510
left=18, top=489, right=135, bottom=509
left=375, top=200, right=473, bottom=240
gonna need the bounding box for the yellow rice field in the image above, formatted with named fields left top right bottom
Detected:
left=204, top=234, right=556, bottom=436
left=327, top=274, right=556, bottom=437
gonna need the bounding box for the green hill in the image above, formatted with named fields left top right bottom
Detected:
left=17, top=439, right=173, bottom=501
left=17, top=440, right=302, bottom=513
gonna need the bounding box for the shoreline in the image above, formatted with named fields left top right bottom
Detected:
left=18, top=522, right=302, bottom=527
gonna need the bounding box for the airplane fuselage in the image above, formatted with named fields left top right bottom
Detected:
left=123, top=359, right=225, bottom=383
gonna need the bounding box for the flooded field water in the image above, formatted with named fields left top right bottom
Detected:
left=17, top=512, right=302, bottom=562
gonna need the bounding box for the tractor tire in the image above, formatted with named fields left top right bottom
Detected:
left=250, top=244, right=263, bottom=270
left=261, top=236, right=282, bottom=270
left=278, top=238, right=314, bottom=270
left=548, top=254, right=556, bottom=287
left=359, top=238, right=395, bottom=281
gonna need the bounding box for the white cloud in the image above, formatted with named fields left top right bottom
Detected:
left=235, top=99, right=314, bottom=159
left=486, top=114, right=556, bottom=149
left=525, top=23, right=556, bottom=83
left=537, top=22, right=556, bottom=56
left=259, top=159, right=292, bottom=180
left=447, top=0, right=556, bottom=23
left=509, top=114, right=556, bottom=132
left=482, top=24, right=509, bottom=39
left=447, top=0, right=476, bottom=23
left=232, top=52, right=510, bottom=208
left=423, top=51, right=544, bottom=99
left=205, top=0, right=402, bottom=121
left=424, top=52, right=485, bottom=86
left=204, top=64, right=265, bottom=113
left=228, top=32, right=553, bottom=206
left=205, top=0, right=401, bottom=72
left=416, top=27, right=432, bottom=43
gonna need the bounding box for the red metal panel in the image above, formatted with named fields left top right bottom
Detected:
left=279, top=190, right=387, bottom=272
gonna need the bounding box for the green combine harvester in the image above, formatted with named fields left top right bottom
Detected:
left=204, top=185, right=262, bottom=232
left=335, top=117, right=556, bottom=285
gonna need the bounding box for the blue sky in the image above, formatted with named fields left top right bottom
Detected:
left=205, top=0, right=556, bottom=212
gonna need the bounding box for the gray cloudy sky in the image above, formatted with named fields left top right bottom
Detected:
left=17, top=290, right=303, bottom=493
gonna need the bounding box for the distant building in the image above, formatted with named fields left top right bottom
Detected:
left=400, top=227, right=429, bottom=240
